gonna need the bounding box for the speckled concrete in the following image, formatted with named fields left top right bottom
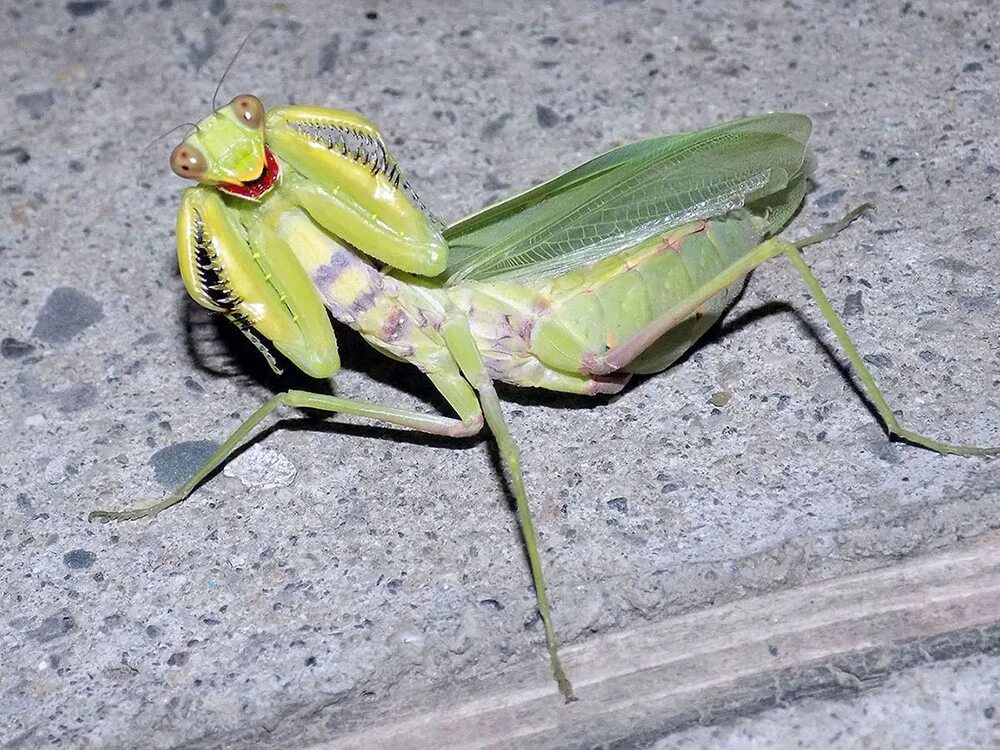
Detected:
left=1, top=1, right=998, bottom=748
left=656, top=651, right=1000, bottom=750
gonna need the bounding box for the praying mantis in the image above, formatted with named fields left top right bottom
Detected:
left=90, top=94, right=998, bottom=701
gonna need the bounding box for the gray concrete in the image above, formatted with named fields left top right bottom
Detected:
left=656, top=652, right=1000, bottom=750
left=2, top=0, right=997, bottom=747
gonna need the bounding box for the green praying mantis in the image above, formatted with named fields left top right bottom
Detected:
left=91, top=94, right=998, bottom=701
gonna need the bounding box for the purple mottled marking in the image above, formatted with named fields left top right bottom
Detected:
left=484, top=356, right=507, bottom=378
left=380, top=308, right=410, bottom=342
left=496, top=315, right=514, bottom=339
left=351, top=288, right=379, bottom=317
left=311, top=252, right=353, bottom=289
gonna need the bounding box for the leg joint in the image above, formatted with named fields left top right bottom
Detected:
left=453, top=412, right=485, bottom=437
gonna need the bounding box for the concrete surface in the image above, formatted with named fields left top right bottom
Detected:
left=656, top=652, right=1000, bottom=750
left=1, top=0, right=997, bottom=748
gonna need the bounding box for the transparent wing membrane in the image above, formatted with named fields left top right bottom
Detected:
left=443, top=113, right=811, bottom=284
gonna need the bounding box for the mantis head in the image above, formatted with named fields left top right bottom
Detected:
left=169, top=94, right=279, bottom=201
left=168, top=95, right=449, bottom=381
left=171, top=94, right=341, bottom=380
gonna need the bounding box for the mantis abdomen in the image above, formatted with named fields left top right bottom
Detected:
left=448, top=212, right=762, bottom=389
left=260, top=193, right=761, bottom=395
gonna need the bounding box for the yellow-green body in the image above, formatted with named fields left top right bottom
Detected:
left=174, top=101, right=808, bottom=405
left=96, top=96, right=997, bottom=703
left=201, top=183, right=767, bottom=408
left=287, top=210, right=762, bottom=397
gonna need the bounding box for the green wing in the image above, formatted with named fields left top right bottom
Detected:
left=442, top=113, right=811, bottom=284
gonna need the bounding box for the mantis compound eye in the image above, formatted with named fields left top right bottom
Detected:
left=170, top=143, right=208, bottom=181
left=231, top=94, right=265, bottom=129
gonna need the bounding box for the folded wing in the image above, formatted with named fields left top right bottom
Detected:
left=442, top=113, right=811, bottom=284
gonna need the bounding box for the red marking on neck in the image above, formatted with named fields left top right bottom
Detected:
left=217, top=146, right=280, bottom=201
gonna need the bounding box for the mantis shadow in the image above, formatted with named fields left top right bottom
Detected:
left=648, top=297, right=881, bottom=431
left=172, top=278, right=885, bottom=596
left=180, top=296, right=478, bottom=447
left=182, top=297, right=293, bottom=388
left=494, top=295, right=882, bottom=436
left=182, top=296, right=455, bottom=411
left=182, top=287, right=882, bottom=445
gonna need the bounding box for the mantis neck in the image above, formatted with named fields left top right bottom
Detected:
left=269, top=201, right=450, bottom=364
left=308, top=233, right=390, bottom=328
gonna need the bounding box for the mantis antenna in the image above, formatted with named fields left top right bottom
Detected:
left=211, top=21, right=271, bottom=111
